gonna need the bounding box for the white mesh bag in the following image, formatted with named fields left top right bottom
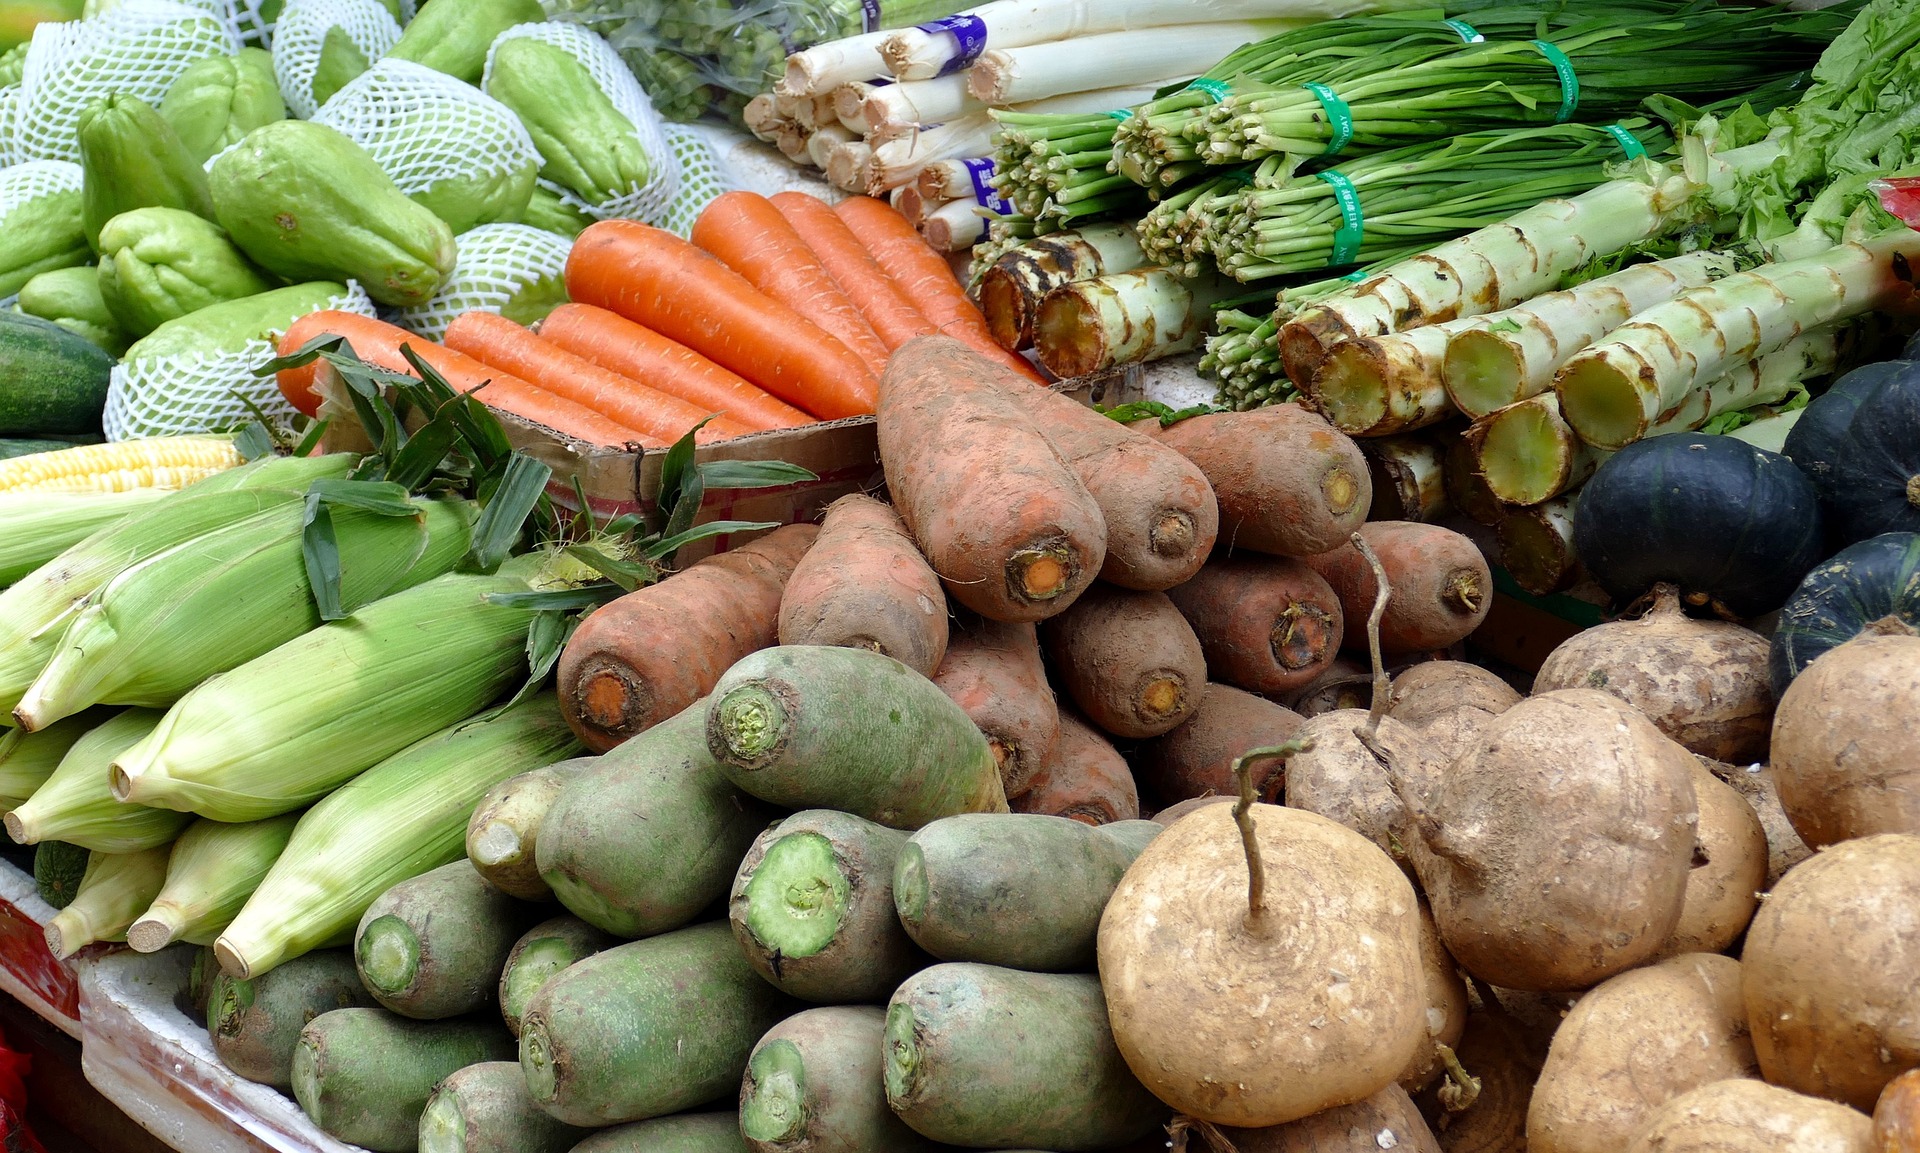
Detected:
left=391, top=224, right=571, bottom=339
left=272, top=0, right=401, bottom=118
left=0, top=160, right=85, bottom=309
left=81, top=0, right=249, bottom=48
left=0, top=87, right=20, bottom=166
left=105, top=281, right=377, bottom=440
left=482, top=21, right=680, bottom=225
left=656, top=121, right=736, bottom=238
left=10, top=0, right=239, bottom=164
left=310, top=59, right=544, bottom=234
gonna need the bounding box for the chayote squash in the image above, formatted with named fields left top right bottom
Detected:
left=484, top=37, right=652, bottom=207
left=96, top=207, right=278, bottom=338
left=159, top=49, right=287, bottom=165
left=310, top=25, right=371, bottom=109
left=0, top=42, right=26, bottom=88
left=76, top=95, right=217, bottom=252
left=521, top=186, right=593, bottom=239
left=16, top=265, right=127, bottom=355
left=0, top=161, right=91, bottom=300
left=124, top=281, right=347, bottom=363
left=385, top=0, right=542, bottom=83
left=210, top=121, right=456, bottom=308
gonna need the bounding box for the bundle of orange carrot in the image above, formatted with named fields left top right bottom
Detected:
left=274, top=193, right=1043, bottom=448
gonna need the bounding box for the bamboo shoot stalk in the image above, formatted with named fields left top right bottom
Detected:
left=1554, top=231, right=1920, bottom=450
left=807, top=123, right=858, bottom=170
left=882, top=0, right=1420, bottom=82
left=865, top=73, right=978, bottom=129
left=1441, top=251, right=1742, bottom=419
left=967, top=22, right=1292, bottom=106
left=1033, top=267, right=1237, bottom=379
left=1465, top=392, right=1603, bottom=509
left=922, top=199, right=988, bottom=250
left=1443, top=436, right=1505, bottom=528
left=1496, top=495, right=1580, bottom=596
left=826, top=141, right=873, bottom=191
left=1640, top=327, right=1842, bottom=439
left=1725, top=407, right=1804, bottom=454
left=1304, top=318, right=1476, bottom=437
left=831, top=82, right=877, bottom=133
left=866, top=114, right=996, bottom=193
left=1360, top=433, right=1450, bottom=522
left=45, top=845, right=170, bottom=959
left=977, top=223, right=1147, bottom=350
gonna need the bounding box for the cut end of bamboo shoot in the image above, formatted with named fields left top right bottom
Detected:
left=1033, top=291, right=1106, bottom=379
left=1556, top=357, right=1650, bottom=450
left=978, top=265, right=1032, bottom=352
left=739, top=1038, right=810, bottom=1144
left=1475, top=400, right=1574, bottom=507
left=1444, top=329, right=1530, bottom=419
left=1279, top=309, right=1360, bottom=387
left=1310, top=342, right=1393, bottom=434
left=740, top=831, right=850, bottom=961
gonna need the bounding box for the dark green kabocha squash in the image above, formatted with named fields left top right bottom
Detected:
left=1781, top=358, right=1911, bottom=498
left=1810, top=368, right=1920, bottom=545
left=1572, top=433, right=1824, bottom=620
left=1769, top=531, right=1920, bottom=695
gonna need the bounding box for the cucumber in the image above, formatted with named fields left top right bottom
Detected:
left=416, top=1061, right=584, bottom=1153
left=537, top=701, right=775, bottom=939
left=518, top=921, right=792, bottom=1126
left=741, top=1006, right=945, bottom=1153
left=0, top=437, right=98, bottom=459
left=0, top=312, right=113, bottom=437
left=209, top=948, right=377, bottom=1089
left=884, top=964, right=1167, bottom=1150
left=571, top=1114, right=747, bottom=1153
left=465, top=758, right=594, bottom=901
left=893, top=814, right=1160, bottom=972
left=706, top=646, right=1008, bottom=829
left=355, top=860, right=538, bottom=1021
left=728, top=809, right=925, bottom=1004
left=292, top=1008, right=514, bottom=1152
left=498, top=915, right=615, bottom=1039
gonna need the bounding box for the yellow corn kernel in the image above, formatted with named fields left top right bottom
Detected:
left=0, top=437, right=245, bottom=493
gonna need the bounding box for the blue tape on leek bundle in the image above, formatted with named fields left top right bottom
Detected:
left=1529, top=40, right=1579, bottom=123
left=920, top=15, right=989, bottom=77
left=1604, top=123, right=1648, bottom=161
left=1186, top=77, right=1232, bottom=104
left=1443, top=17, right=1484, bottom=43
left=1315, top=169, right=1365, bottom=265
left=1302, top=82, right=1353, bottom=155
left=963, top=157, right=1014, bottom=216
left=1108, top=109, right=1132, bottom=121
left=1342, top=268, right=1370, bottom=282
left=860, top=0, right=881, bottom=32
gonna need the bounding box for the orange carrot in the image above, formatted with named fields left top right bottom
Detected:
left=564, top=221, right=878, bottom=420
left=832, top=195, right=1046, bottom=382
left=273, top=310, right=651, bottom=448
left=769, top=191, right=938, bottom=352
left=692, top=192, right=892, bottom=375
left=1010, top=711, right=1139, bottom=822
left=445, top=312, right=750, bottom=446
left=537, top=305, right=813, bottom=433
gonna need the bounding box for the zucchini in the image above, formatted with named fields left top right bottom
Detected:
left=0, top=312, right=113, bottom=437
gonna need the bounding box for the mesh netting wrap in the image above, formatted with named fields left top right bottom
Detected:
left=81, top=0, right=251, bottom=48
left=391, top=224, right=571, bottom=339
left=482, top=21, right=680, bottom=225
left=657, top=121, right=736, bottom=238
left=0, top=160, right=85, bottom=309
left=272, top=0, right=401, bottom=118
left=104, top=281, right=377, bottom=440
left=8, top=0, right=239, bottom=165
left=311, top=59, right=543, bottom=232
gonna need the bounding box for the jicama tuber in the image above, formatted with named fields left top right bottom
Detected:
left=1657, top=762, right=1766, bottom=959
left=1625, top=1079, right=1874, bottom=1153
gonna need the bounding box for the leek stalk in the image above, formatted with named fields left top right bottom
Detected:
left=1496, top=495, right=1580, bottom=596
left=1032, top=267, right=1238, bottom=378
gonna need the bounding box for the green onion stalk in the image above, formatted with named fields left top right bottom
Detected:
left=1210, top=121, right=1673, bottom=282
left=1202, top=265, right=1417, bottom=409
left=1197, top=2, right=1847, bottom=166
left=990, top=111, right=1151, bottom=231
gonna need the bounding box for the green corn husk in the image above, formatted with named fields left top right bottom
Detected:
left=13, top=496, right=477, bottom=730
left=0, top=454, right=358, bottom=716
left=0, top=710, right=102, bottom=807
left=125, top=812, right=302, bottom=952
left=44, top=844, right=171, bottom=960
left=112, top=560, right=547, bottom=824
left=3, top=707, right=191, bottom=852
left=0, top=489, right=171, bottom=586
left=214, top=695, right=583, bottom=980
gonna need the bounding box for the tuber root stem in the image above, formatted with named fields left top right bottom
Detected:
left=1435, top=1042, right=1484, bottom=1113
left=1353, top=531, right=1393, bottom=740
left=1232, top=739, right=1313, bottom=927
left=1168, top=1116, right=1241, bottom=1153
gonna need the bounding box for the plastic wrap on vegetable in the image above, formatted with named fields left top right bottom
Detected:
left=1874, top=177, right=1920, bottom=228
left=392, top=223, right=571, bottom=338
left=269, top=0, right=399, bottom=118
left=103, top=280, right=375, bottom=440
left=5, top=0, right=238, bottom=165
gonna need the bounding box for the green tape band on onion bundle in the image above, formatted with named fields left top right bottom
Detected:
left=1529, top=40, right=1579, bottom=123
left=1604, top=123, right=1648, bottom=161
left=1186, top=77, right=1231, bottom=104
left=1314, top=168, right=1364, bottom=265
left=1443, top=18, right=1484, bottom=43
left=1301, top=82, right=1353, bottom=156
left=1108, top=109, right=1132, bottom=121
